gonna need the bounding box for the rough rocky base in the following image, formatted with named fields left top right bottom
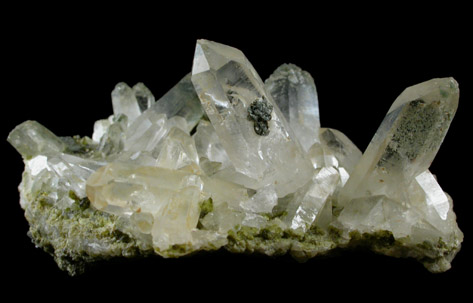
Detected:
left=22, top=162, right=460, bottom=275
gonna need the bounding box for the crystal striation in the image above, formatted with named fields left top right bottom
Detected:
left=8, top=40, right=463, bottom=275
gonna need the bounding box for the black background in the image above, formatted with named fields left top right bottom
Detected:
left=3, top=4, right=471, bottom=300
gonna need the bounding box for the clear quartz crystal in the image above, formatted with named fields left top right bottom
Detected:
left=151, top=73, right=204, bottom=132
left=112, top=83, right=141, bottom=125
left=319, top=128, right=361, bottom=174
left=265, top=63, right=321, bottom=152
left=335, top=78, right=462, bottom=251
left=191, top=39, right=313, bottom=197
left=339, top=78, right=459, bottom=205
left=123, top=111, right=168, bottom=154
left=155, top=127, right=200, bottom=173
left=8, top=121, right=66, bottom=159
left=92, top=119, right=112, bottom=143
left=337, top=195, right=413, bottom=238
left=98, top=114, right=128, bottom=156
left=240, top=185, right=278, bottom=214
left=193, top=120, right=230, bottom=167
left=414, top=170, right=449, bottom=220
left=133, top=82, right=155, bottom=112
left=283, top=167, right=339, bottom=232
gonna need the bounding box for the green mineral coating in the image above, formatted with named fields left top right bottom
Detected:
left=348, top=230, right=396, bottom=249
left=247, top=98, right=273, bottom=136
left=199, top=198, right=214, bottom=219
left=62, top=135, right=97, bottom=157
left=165, top=244, right=192, bottom=257
left=68, top=190, right=91, bottom=211
left=25, top=190, right=146, bottom=275
left=25, top=183, right=461, bottom=274
left=346, top=230, right=461, bottom=273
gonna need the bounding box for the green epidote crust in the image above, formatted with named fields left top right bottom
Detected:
left=24, top=188, right=460, bottom=275
left=345, top=230, right=462, bottom=273
left=25, top=191, right=148, bottom=275
left=225, top=225, right=461, bottom=273
left=20, top=136, right=461, bottom=275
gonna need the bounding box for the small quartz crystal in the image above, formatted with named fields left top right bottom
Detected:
left=7, top=40, right=463, bottom=275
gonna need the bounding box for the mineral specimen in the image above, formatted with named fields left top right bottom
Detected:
left=8, top=39, right=463, bottom=275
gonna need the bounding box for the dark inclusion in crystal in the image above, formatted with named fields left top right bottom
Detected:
left=248, top=98, right=273, bottom=136
left=135, top=95, right=150, bottom=112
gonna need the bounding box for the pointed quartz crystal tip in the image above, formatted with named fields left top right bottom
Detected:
left=265, top=63, right=320, bottom=152
left=8, top=120, right=66, bottom=159
left=112, top=83, right=142, bottom=125
left=191, top=39, right=313, bottom=197
left=133, top=82, right=155, bottom=112
left=151, top=73, right=204, bottom=132
left=339, top=77, right=459, bottom=205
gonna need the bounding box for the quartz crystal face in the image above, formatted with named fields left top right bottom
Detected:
left=7, top=40, right=463, bottom=275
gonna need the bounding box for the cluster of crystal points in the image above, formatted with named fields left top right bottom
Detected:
left=8, top=40, right=463, bottom=274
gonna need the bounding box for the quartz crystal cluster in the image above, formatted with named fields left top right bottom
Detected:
left=8, top=40, right=463, bottom=275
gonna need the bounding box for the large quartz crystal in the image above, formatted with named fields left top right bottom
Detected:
left=8, top=40, right=463, bottom=275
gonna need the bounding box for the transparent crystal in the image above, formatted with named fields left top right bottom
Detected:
left=265, top=63, right=320, bottom=152
left=92, top=119, right=112, bottom=143
left=407, top=170, right=461, bottom=239
left=414, top=170, right=449, bottom=220
left=155, top=127, right=200, bottom=173
left=337, top=195, right=413, bottom=238
left=124, top=111, right=168, bottom=154
left=193, top=120, right=230, bottom=167
left=133, top=82, right=155, bottom=112
left=319, top=128, right=362, bottom=174
left=191, top=39, right=313, bottom=197
left=151, top=73, right=204, bottom=132
left=283, top=167, right=339, bottom=232
left=340, top=78, right=459, bottom=205
left=8, top=120, right=66, bottom=159
left=240, top=185, right=278, bottom=214
left=98, top=114, right=128, bottom=156
left=112, top=83, right=141, bottom=125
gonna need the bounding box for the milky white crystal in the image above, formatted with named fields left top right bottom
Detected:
left=86, top=163, right=203, bottom=250
left=86, top=161, right=248, bottom=251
